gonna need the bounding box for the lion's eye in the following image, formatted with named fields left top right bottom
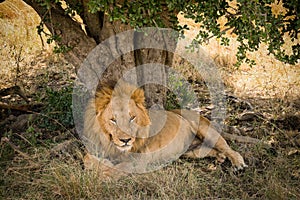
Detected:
left=110, top=118, right=117, bottom=125
left=130, top=116, right=136, bottom=123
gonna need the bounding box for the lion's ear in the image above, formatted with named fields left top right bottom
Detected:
left=131, top=88, right=146, bottom=106
left=95, top=86, right=113, bottom=113
left=131, top=88, right=150, bottom=126
left=136, top=105, right=151, bottom=126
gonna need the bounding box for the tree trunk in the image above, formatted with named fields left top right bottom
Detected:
left=23, top=0, right=97, bottom=71
left=134, top=31, right=176, bottom=108
left=23, top=1, right=178, bottom=108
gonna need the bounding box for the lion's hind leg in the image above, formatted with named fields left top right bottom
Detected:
left=192, top=117, right=248, bottom=170
left=172, top=110, right=247, bottom=170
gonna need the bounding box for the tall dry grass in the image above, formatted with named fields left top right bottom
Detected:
left=2, top=139, right=299, bottom=199
left=177, top=4, right=300, bottom=101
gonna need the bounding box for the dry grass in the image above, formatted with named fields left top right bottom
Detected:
left=0, top=0, right=75, bottom=99
left=0, top=0, right=55, bottom=90
left=0, top=0, right=39, bottom=80
left=1, top=134, right=300, bottom=199
left=1, top=1, right=300, bottom=200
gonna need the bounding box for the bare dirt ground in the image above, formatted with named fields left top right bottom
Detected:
left=1, top=1, right=300, bottom=199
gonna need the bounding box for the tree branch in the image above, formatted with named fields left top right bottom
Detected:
left=202, top=27, right=233, bottom=44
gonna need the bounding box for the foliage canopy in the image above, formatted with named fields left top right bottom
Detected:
left=82, top=0, right=299, bottom=66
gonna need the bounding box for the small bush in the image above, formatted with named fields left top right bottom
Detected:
left=166, top=72, right=197, bottom=110
left=37, top=86, right=74, bottom=131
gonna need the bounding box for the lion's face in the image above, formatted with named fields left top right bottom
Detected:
left=95, top=83, right=150, bottom=152
left=99, top=98, right=139, bottom=151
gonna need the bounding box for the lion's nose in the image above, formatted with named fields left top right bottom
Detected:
left=120, top=138, right=131, bottom=145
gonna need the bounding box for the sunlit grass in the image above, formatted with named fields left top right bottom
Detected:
left=177, top=9, right=300, bottom=101
left=0, top=0, right=51, bottom=89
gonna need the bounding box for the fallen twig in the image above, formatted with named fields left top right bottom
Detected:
left=0, top=85, right=29, bottom=102
left=221, top=132, right=261, bottom=144
left=0, top=102, right=43, bottom=113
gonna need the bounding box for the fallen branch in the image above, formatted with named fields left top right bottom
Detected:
left=215, top=124, right=262, bottom=144
left=226, top=94, right=254, bottom=110
left=0, top=102, right=43, bottom=113
left=0, top=85, right=29, bottom=102
left=221, top=132, right=261, bottom=144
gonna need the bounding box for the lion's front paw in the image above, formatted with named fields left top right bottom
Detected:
left=228, top=151, right=248, bottom=171
left=83, top=153, right=127, bottom=180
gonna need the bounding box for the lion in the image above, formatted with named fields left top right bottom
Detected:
left=83, top=81, right=247, bottom=178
